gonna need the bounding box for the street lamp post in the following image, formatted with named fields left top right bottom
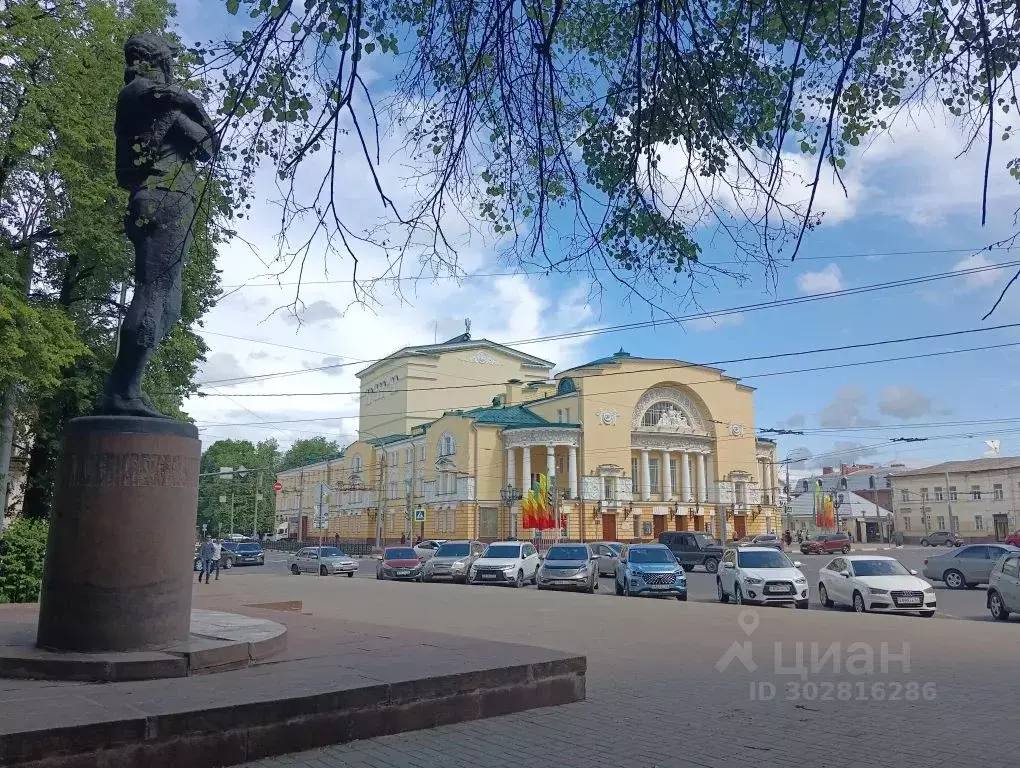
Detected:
left=500, top=484, right=522, bottom=539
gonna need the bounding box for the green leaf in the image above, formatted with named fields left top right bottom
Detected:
left=227, top=0, right=240, bottom=14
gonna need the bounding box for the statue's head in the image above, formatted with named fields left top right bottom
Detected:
left=124, top=34, right=175, bottom=85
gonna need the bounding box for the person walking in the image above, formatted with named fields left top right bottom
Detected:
left=211, top=537, right=222, bottom=581
left=198, top=535, right=215, bottom=584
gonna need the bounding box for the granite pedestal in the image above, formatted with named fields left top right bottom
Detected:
left=36, top=416, right=201, bottom=653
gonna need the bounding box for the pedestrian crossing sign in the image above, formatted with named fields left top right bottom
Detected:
left=414, top=508, right=426, bottom=522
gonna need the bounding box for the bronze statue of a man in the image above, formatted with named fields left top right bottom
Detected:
left=97, top=34, right=218, bottom=418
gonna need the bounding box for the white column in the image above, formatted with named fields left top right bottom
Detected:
left=522, top=446, right=532, bottom=491
left=681, top=452, right=692, bottom=502
left=546, top=444, right=556, bottom=481
left=661, top=450, right=672, bottom=500
left=568, top=446, right=578, bottom=499
left=506, top=447, right=516, bottom=490
left=697, top=453, right=707, bottom=503
left=640, top=450, right=651, bottom=501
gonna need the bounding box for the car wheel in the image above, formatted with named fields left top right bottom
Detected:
left=514, top=569, right=524, bottom=588
left=623, top=577, right=632, bottom=597
left=920, top=539, right=929, bottom=546
left=943, top=569, right=965, bottom=589
left=841, top=546, right=851, bottom=554
left=615, top=578, right=624, bottom=596
left=853, top=591, right=866, bottom=613
left=376, top=571, right=382, bottom=580
left=716, top=578, right=729, bottom=603
left=346, top=571, right=354, bottom=578
left=320, top=565, right=328, bottom=576
left=818, top=583, right=834, bottom=608
left=704, top=558, right=718, bottom=574
left=586, top=575, right=596, bottom=594
left=684, top=563, right=696, bottom=573
left=919, top=610, right=935, bottom=618
left=593, top=576, right=599, bottom=591
left=291, top=564, right=301, bottom=575
left=676, top=593, right=688, bottom=601
left=989, top=591, right=1011, bottom=621
left=734, top=585, right=744, bottom=604
left=796, top=600, right=809, bottom=610
left=224, top=558, right=234, bottom=570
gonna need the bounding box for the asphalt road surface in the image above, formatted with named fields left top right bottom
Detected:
left=237, top=545, right=992, bottom=621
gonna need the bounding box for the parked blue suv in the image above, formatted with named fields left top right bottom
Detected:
left=615, top=544, right=687, bottom=600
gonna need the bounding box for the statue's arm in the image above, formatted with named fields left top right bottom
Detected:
left=149, top=83, right=220, bottom=152
left=174, top=112, right=216, bottom=163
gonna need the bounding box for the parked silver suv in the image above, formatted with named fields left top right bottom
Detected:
left=987, top=551, right=1020, bottom=620
left=423, top=540, right=485, bottom=583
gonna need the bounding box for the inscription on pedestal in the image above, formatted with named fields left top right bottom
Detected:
left=63, top=452, right=199, bottom=488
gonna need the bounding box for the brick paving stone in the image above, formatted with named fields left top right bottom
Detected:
left=206, top=573, right=1014, bottom=768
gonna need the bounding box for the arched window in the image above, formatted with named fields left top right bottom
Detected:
left=641, top=401, right=692, bottom=430
left=438, top=432, right=456, bottom=457
left=351, top=455, right=362, bottom=472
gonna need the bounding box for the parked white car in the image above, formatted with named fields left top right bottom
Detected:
left=413, top=539, right=446, bottom=561
left=818, top=555, right=936, bottom=617
left=468, top=541, right=540, bottom=587
left=289, top=546, right=358, bottom=576
left=716, top=547, right=809, bottom=608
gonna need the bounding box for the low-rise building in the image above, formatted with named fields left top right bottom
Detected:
left=275, top=333, right=783, bottom=545
left=890, top=457, right=1020, bottom=542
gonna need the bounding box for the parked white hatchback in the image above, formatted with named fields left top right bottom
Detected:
left=817, top=555, right=936, bottom=617
left=468, top=541, right=541, bottom=587
left=716, top=547, right=809, bottom=608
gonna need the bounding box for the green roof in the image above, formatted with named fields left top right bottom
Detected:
left=576, top=349, right=651, bottom=368
left=368, top=433, right=410, bottom=447
left=463, top=404, right=551, bottom=427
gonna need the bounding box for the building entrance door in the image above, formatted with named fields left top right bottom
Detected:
left=994, top=514, right=1009, bottom=541
left=602, top=513, right=617, bottom=541
left=733, top=515, right=747, bottom=539
left=677, top=515, right=689, bottom=531
left=653, top=514, right=666, bottom=537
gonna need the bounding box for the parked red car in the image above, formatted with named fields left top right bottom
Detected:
left=799, top=532, right=852, bottom=555
left=375, top=546, right=425, bottom=581
left=1006, top=531, right=1020, bottom=547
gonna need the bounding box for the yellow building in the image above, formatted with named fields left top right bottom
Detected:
left=275, top=335, right=781, bottom=545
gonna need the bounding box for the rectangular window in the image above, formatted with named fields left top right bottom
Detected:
left=557, top=409, right=563, bottom=423
left=418, top=478, right=425, bottom=496
left=949, top=486, right=958, bottom=501
left=418, top=445, right=425, bottom=461
left=669, top=459, right=678, bottom=494
left=564, top=408, right=570, bottom=422
left=631, top=458, right=638, bottom=493
left=903, top=516, right=912, bottom=531
left=388, top=481, right=397, bottom=500
left=934, top=487, right=944, bottom=502
left=971, top=485, right=982, bottom=500
left=936, top=515, right=945, bottom=529
left=975, top=515, right=985, bottom=530
left=951, top=515, right=959, bottom=530
left=993, top=483, right=1004, bottom=501
left=633, top=515, right=641, bottom=539
left=920, top=487, right=928, bottom=501
left=900, top=489, right=910, bottom=502
left=603, top=477, right=614, bottom=500
left=405, top=447, right=412, bottom=464
left=649, top=459, right=660, bottom=493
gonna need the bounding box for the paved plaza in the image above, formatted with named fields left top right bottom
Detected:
left=190, top=566, right=1019, bottom=768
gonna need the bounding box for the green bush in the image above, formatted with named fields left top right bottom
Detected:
left=0, top=517, right=49, bottom=603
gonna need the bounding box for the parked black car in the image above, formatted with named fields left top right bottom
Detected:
left=222, top=540, right=265, bottom=566
left=658, top=531, right=724, bottom=573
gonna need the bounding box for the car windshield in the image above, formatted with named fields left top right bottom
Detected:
left=755, top=535, right=777, bottom=541
left=236, top=543, right=262, bottom=552
left=737, top=550, right=793, bottom=568
left=605, top=543, right=623, bottom=554
left=436, top=543, right=470, bottom=557
left=483, top=545, right=522, bottom=558
left=691, top=533, right=717, bottom=546
left=851, top=559, right=910, bottom=576
left=385, top=548, right=417, bottom=559
left=546, top=546, right=589, bottom=560
left=316, top=547, right=345, bottom=557
left=628, top=548, right=675, bottom=564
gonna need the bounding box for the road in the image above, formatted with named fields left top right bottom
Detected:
left=229, top=544, right=993, bottom=621
left=189, top=562, right=1020, bottom=768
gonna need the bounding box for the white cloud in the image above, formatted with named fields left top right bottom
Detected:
left=684, top=312, right=745, bottom=332
left=817, top=385, right=878, bottom=428
left=878, top=385, right=933, bottom=420
left=197, top=353, right=250, bottom=388
left=796, top=264, right=844, bottom=295
left=952, top=253, right=1003, bottom=290
left=281, top=299, right=341, bottom=326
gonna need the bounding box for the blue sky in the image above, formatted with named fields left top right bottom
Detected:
left=176, top=1, right=1020, bottom=469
